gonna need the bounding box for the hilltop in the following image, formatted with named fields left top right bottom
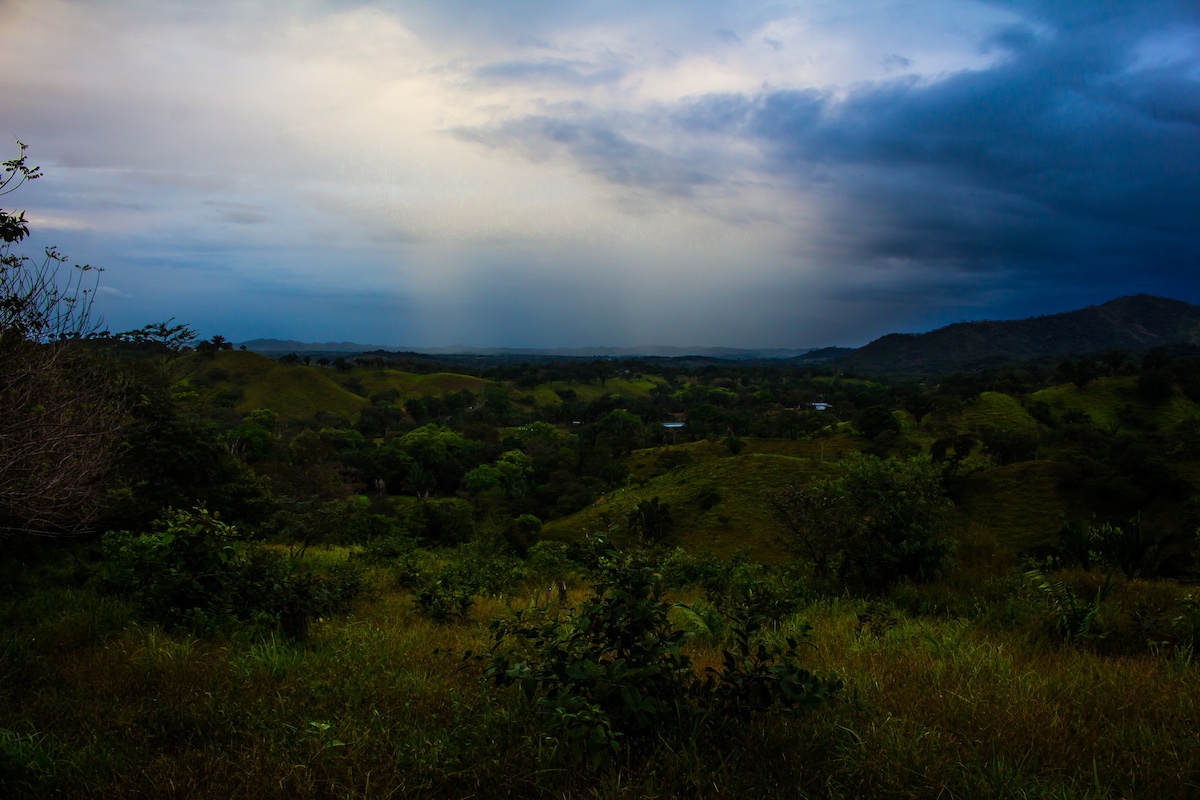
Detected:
left=835, top=294, right=1200, bottom=377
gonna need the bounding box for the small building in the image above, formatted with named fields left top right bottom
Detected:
left=809, top=402, right=833, bottom=412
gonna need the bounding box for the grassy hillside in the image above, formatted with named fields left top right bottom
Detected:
left=545, top=446, right=828, bottom=560
left=1029, top=376, right=1198, bottom=432
left=954, top=461, right=1069, bottom=552
left=960, top=391, right=1039, bottom=432
left=341, top=369, right=490, bottom=401
left=7, top=555, right=1200, bottom=798
left=191, top=354, right=497, bottom=422
left=240, top=366, right=370, bottom=420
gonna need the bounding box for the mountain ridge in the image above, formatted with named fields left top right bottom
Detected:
left=834, top=294, right=1200, bottom=377
left=239, top=294, right=1200, bottom=374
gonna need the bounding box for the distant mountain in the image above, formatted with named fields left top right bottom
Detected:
left=239, top=339, right=393, bottom=353
left=240, top=339, right=812, bottom=360
left=837, top=294, right=1200, bottom=377
left=792, top=346, right=855, bottom=364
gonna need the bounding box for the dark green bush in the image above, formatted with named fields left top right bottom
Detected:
left=696, top=485, right=723, bottom=511
left=475, top=541, right=840, bottom=768
left=526, top=540, right=575, bottom=584
left=97, top=507, right=363, bottom=630
left=853, top=405, right=901, bottom=439
left=437, top=540, right=527, bottom=597
left=660, top=549, right=805, bottom=623
left=413, top=578, right=474, bottom=623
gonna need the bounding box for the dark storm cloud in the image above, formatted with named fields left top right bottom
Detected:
left=466, top=1, right=1200, bottom=319
left=735, top=8, right=1200, bottom=297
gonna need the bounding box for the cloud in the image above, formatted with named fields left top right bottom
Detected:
left=3, top=0, right=1198, bottom=347
left=207, top=202, right=268, bottom=226
left=456, top=1, right=1200, bottom=324
left=456, top=113, right=722, bottom=196
left=474, top=58, right=626, bottom=88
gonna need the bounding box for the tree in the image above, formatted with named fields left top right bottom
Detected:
left=1058, top=358, right=1098, bottom=390
left=599, top=409, right=643, bottom=457
left=626, top=496, right=674, bottom=542
left=902, top=393, right=934, bottom=430
left=767, top=454, right=954, bottom=593
left=0, top=142, right=129, bottom=536
left=117, top=318, right=197, bottom=379
left=195, top=334, right=232, bottom=358
left=852, top=405, right=901, bottom=439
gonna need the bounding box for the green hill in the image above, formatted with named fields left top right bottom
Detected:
left=960, top=392, right=1039, bottom=432
left=544, top=447, right=827, bottom=560
left=240, top=365, right=370, bottom=420
left=343, top=369, right=490, bottom=401
left=1028, top=376, right=1199, bottom=432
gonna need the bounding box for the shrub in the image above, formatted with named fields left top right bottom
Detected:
left=1025, top=566, right=1115, bottom=643
left=98, top=507, right=363, bottom=630
left=526, top=540, right=575, bottom=585
left=420, top=497, right=475, bottom=544
left=505, top=513, right=542, bottom=556
left=853, top=405, right=901, bottom=439
left=437, top=539, right=527, bottom=597
left=661, top=549, right=805, bottom=623
left=696, top=485, right=723, bottom=511
left=413, top=578, right=474, bottom=623
left=768, top=454, right=954, bottom=594
left=474, top=540, right=840, bottom=767
left=626, top=497, right=673, bottom=542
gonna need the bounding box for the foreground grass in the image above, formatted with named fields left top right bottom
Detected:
left=3, top=555, right=1199, bottom=799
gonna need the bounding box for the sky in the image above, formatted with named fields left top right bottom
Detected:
left=1, top=0, right=1198, bottom=349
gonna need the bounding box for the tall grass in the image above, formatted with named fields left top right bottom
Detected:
left=3, top=550, right=1199, bottom=798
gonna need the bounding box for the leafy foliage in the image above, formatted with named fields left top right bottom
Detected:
left=97, top=507, right=363, bottom=630
left=768, top=454, right=954, bottom=593
left=1024, top=566, right=1115, bottom=643
left=660, top=548, right=805, bottom=624
left=626, top=496, right=674, bottom=542
left=475, top=539, right=840, bottom=767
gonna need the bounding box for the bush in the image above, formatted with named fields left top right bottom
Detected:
left=420, top=497, right=475, bottom=544
left=768, top=454, right=955, bottom=594
left=404, top=539, right=527, bottom=622
left=526, top=540, right=575, bottom=585
left=1025, top=566, right=1115, bottom=643
left=660, top=549, right=805, bottom=623
left=853, top=405, right=901, bottom=439
left=696, top=485, right=723, bottom=511
left=413, top=578, right=474, bottom=623
left=474, top=539, right=840, bottom=768
left=98, top=507, right=363, bottom=630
